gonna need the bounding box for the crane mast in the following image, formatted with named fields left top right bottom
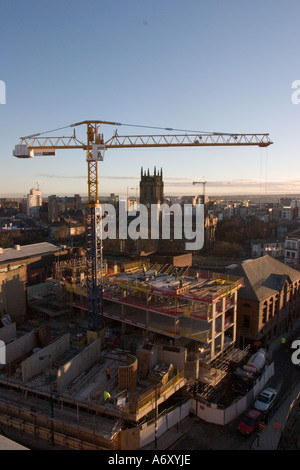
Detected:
left=13, top=121, right=273, bottom=342
left=85, top=123, right=105, bottom=334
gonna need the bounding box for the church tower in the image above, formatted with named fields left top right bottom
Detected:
left=139, top=167, right=164, bottom=206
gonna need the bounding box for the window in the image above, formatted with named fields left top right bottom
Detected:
left=275, top=295, right=280, bottom=314
left=262, top=302, right=267, bottom=324
left=268, top=299, right=273, bottom=320
left=243, top=315, right=250, bottom=328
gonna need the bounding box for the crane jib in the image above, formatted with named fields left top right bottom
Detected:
left=13, top=133, right=272, bottom=156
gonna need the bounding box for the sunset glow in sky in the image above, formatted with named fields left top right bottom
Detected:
left=1, top=0, right=300, bottom=199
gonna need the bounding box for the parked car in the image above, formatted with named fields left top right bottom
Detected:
left=238, top=409, right=263, bottom=435
left=253, top=387, right=277, bottom=413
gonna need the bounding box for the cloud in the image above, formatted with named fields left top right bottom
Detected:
left=37, top=173, right=300, bottom=195
left=38, top=173, right=139, bottom=181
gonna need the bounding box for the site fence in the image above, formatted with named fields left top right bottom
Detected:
left=192, top=362, right=275, bottom=426
left=139, top=362, right=275, bottom=447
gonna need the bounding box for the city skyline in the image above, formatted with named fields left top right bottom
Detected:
left=4, top=173, right=300, bottom=200
left=1, top=1, right=300, bottom=198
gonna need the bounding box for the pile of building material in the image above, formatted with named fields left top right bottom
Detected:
left=150, top=361, right=174, bottom=385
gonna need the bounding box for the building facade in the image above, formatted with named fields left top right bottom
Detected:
left=48, top=194, right=83, bottom=222
left=0, top=262, right=26, bottom=324
left=227, top=256, right=300, bottom=348
left=284, top=235, right=300, bottom=269
left=251, top=239, right=285, bottom=259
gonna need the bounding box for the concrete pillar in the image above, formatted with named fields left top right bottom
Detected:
left=211, top=303, right=216, bottom=360
left=233, top=291, right=237, bottom=343
left=219, top=312, right=223, bottom=352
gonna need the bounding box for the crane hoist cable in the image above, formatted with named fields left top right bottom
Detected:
left=21, top=121, right=238, bottom=140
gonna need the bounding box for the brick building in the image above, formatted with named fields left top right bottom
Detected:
left=0, top=242, right=62, bottom=323
left=227, top=256, right=300, bottom=349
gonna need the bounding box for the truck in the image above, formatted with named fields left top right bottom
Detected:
left=231, top=348, right=267, bottom=395
left=243, top=349, right=267, bottom=375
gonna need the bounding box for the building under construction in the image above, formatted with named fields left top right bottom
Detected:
left=62, top=260, right=243, bottom=364
left=0, top=254, right=247, bottom=450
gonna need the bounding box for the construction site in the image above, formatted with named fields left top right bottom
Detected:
left=0, top=120, right=272, bottom=449
left=0, top=255, right=250, bottom=450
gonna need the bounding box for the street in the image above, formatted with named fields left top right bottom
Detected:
left=169, top=333, right=300, bottom=451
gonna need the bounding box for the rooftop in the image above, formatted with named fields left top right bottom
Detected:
left=105, top=266, right=243, bottom=303
left=0, top=242, right=61, bottom=265
left=227, top=255, right=300, bottom=302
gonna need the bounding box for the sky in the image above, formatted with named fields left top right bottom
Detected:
left=1, top=0, right=300, bottom=200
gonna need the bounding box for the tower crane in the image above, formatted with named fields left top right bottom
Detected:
left=13, top=120, right=272, bottom=342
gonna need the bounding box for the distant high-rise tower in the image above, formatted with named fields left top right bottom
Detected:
left=48, top=195, right=58, bottom=222
left=139, top=167, right=164, bottom=206
left=27, top=188, right=42, bottom=218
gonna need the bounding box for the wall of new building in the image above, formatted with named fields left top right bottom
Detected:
left=148, top=253, right=192, bottom=267
left=0, top=330, right=38, bottom=370
left=56, top=338, right=101, bottom=394
left=21, top=333, right=70, bottom=382
left=137, top=344, right=187, bottom=376
left=118, top=354, right=138, bottom=392
left=0, top=264, right=26, bottom=323
left=157, top=345, right=187, bottom=371
left=119, top=426, right=140, bottom=450
left=0, top=322, right=16, bottom=343
left=184, top=353, right=199, bottom=380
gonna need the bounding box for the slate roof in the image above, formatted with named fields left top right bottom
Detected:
left=226, top=255, right=300, bottom=302
left=0, top=242, right=60, bottom=266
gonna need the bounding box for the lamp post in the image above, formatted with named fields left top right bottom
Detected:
left=39, top=354, right=54, bottom=446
